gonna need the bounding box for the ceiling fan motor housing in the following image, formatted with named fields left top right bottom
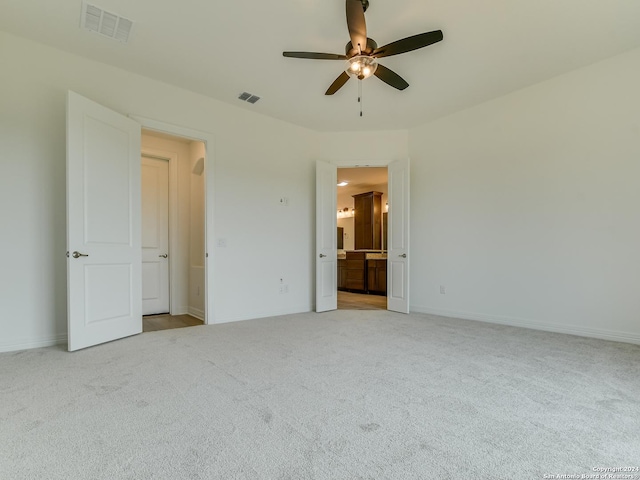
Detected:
left=345, top=37, right=377, bottom=57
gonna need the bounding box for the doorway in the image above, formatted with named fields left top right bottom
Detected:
left=315, top=158, right=409, bottom=314
left=66, top=91, right=215, bottom=351
left=141, top=129, right=206, bottom=332
left=336, top=167, right=388, bottom=311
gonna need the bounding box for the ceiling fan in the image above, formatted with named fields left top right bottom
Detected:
left=283, top=0, right=443, bottom=95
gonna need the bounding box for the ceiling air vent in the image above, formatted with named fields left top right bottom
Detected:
left=238, top=92, right=261, bottom=104
left=81, top=2, right=134, bottom=43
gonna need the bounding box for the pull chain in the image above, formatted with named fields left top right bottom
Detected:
left=358, top=79, right=363, bottom=117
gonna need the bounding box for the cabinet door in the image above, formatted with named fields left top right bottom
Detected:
left=378, top=261, right=387, bottom=293
left=367, top=262, right=376, bottom=292
left=353, top=195, right=365, bottom=250
left=337, top=259, right=347, bottom=289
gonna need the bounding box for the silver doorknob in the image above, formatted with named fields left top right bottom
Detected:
left=319, top=254, right=327, bottom=258
left=159, top=254, right=168, bottom=258
left=72, top=251, right=88, bottom=259
left=399, top=253, right=407, bottom=258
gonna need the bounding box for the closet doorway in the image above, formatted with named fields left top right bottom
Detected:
left=141, top=129, right=206, bottom=332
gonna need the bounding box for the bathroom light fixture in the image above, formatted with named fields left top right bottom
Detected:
left=337, top=207, right=353, bottom=218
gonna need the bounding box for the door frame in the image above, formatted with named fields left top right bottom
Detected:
left=325, top=158, right=410, bottom=311
left=141, top=149, right=176, bottom=315
left=132, top=115, right=215, bottom=325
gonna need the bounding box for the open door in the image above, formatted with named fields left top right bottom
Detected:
left=387, top=158, right=410, bottom=313
left=67, top=91, right=142, bottom=351
left=316, top=160, right=338, bottom=312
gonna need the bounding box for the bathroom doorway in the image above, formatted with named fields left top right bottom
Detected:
left=336, top=167, right=388, bottom=311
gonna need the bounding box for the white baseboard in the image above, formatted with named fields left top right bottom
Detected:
left=0, top=333, right=67, bottom=353
left=171, top=306, right=189, bottom=316
left=188, top=307, right=205, bottom=321
left=213, top=304, right=312, bottom=325
left=410, top=305, right=640, bottom=346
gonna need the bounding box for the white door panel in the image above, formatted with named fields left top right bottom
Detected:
left=387, top=158, right=410, bottom=313
left=67, top=91, right=142, bottom=351
left=316, top=160, right=337, bottom=312
left=141, top=157, right=169, bottom=315
left=85, top=264, right=133, bottom=323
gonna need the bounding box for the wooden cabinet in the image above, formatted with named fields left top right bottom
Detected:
left=337, top=259, right=347, bottom=290
left=353, top=191, right=383, bottom=250
left=367, top=259, right=387, bottom=294
left=344, top=251, right=366, bottom=292
left=339, top=253, right=386, bottom=294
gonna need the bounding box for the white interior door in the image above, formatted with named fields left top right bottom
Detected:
left=67, top=91, right=142, bottom=351
left=316, top=160, right=337, bottom=312
left=141, top=156, right=170, bottom=315
left=387, top=158, right=410, bottom=313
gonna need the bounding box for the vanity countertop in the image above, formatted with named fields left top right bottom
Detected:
left=337, top=251, right=386, bottom=260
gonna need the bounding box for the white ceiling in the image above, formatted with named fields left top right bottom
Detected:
left=1, top=0, right=639, bottom=132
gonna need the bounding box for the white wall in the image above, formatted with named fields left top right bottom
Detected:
left=0, top=31, right=316, bottom=351
left=316, top=130, right=408, bottom=166
left=2, top=29, right=639, bottom=351
left=408, top=47, right=640, bottom=343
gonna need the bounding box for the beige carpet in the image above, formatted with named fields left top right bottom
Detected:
left=1, top=310, right=639, bottom=479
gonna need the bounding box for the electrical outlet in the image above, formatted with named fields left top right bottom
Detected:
left=440, top=285, right=446, bottom=294
left=216, top=238, right=227, bottom=248
left=279, top=197, right=289, bottom=206
left=279, top=284, right=289, bottom=294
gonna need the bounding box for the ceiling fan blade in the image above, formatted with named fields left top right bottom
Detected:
left=374, top=64, right=409, bottom=90
left=373, top=30, right=443, bottom=58
left=283, top=52, right=347, bottom=60
left=346, top=0, right=367, bottom=54
left=325, top=71, right=351, bottom=95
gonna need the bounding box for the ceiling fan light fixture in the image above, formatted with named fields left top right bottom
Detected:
left=345, top=55, right=377, bottom=80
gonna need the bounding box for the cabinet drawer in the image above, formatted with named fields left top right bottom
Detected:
left=346, top=269, right=365, bottom=290
left=346, top=270, right=364, bottom=281
left=346, top=260, right=365, bottom=270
